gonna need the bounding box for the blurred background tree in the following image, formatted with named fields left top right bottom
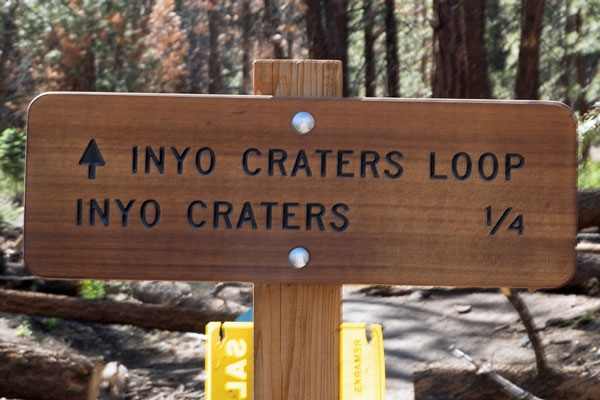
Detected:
left=0, top=127, right=25, bottom=197
left=1, top=0, right=599, bottom=195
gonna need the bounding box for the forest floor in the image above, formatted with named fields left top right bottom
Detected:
left=0, top=287, right=599, bottom=399
left=2, top=225, right=600, bottom=399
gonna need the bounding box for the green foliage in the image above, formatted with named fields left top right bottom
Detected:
left=578, top=107, right=600, bottom=188
left=562, top=309, right=597, bottom=326
left=579, top=161, right=600, bottom=189
left=45, top=317, right=58, bottom=329
left=0, top=127, right=25, bottom=227
left=0, top=197, right=23, bottom=229
left=80, top=280, right=106, bottom=300
left=14, top=320, right=32, bottom=337
left=0, top=128, right=25, bottom=192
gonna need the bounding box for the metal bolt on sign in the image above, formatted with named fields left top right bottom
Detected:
left=291, top=111, right=314, bottom=134
left=289, top=247, right=310, bottom=269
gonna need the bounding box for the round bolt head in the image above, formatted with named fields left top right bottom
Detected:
left=291, top=112, right=315, bottom=135
left=289, top=247, right=310, bottom=269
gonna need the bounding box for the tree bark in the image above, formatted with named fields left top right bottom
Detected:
left=573, top=11, right=590, bottom=114
left=304, top=0, right=327, bottom=59
left=562, top=0, right=574, bottom=106
left=64, top=43, right=96, bottom=92
left=208, top=0, right=222, bottom=94
left=363, top=0, right=376, bottom=97
left=240, top=0, right=252, bottom=94
left=326, top=0, right=348, bottom=96
left=432, top=0, right=465, bottom=98
left=304, top=0, right=349, bottom=96
left=515, top=0, right=545, bottom=100
left=419, top=0, right=429, bottom=87
left=263, top=0, right=285, bottom=58
left=0, top=4, right=17, bottom=97
left=384, top=0, right=400, bottom=97
left=0, top=289, right=240, bottom=333
left=0, top=2, right=20, bottom=132
left=432, top=0, right=490, bottom=98
left=462, top=0, right=491, bottom=98
left=0, top=341, right=103, bottom=400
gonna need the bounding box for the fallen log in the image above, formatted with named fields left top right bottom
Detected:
left=571, top=251, right=600, bottom=286
left=413, top=362, right=600, bottom=400
left=0, top=341, right=103, bottom=400
left=450, top=346, right=544, bottom=400
left=546, top=252, right=600, bottom=293
left=0, top=262, right=80, bottom=295
left=0, top=288, right=241, bottom=333
left=578, top=189, right=600, bottom=230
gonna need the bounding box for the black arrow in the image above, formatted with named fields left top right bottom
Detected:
left=79, top=139, right=105, bottom=179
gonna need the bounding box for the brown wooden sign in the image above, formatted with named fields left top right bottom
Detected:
left=25, top=93, right=576, bottom=287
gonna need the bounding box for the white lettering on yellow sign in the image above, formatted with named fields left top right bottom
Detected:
left=224, top=338, right=248, bottom=399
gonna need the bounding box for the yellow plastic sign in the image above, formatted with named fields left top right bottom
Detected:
left=206, top=322, right=254, bottom=399
left=206, top=322, right=385, bottom=400
left=340, top=323, right=386, bottom=399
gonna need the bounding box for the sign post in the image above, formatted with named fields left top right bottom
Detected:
left=252, top=60, right=342, bottom=400
left=25, top=59, right=577, bottom=399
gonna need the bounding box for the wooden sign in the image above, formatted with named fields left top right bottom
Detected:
left=25, top=92, right=576, bottom=287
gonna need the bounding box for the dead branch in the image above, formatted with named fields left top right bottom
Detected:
left=449, top=346, right=544, bottom=400
left=500, top=287, right=550, bottom=375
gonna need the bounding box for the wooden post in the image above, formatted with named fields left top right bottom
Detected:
left=253, top=59, right=343, bottom=400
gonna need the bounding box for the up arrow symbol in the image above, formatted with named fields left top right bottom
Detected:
left=79, top=139, right=106, bottom=179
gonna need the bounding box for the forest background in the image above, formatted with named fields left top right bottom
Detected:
left=1, top=0, right=600, bottom=219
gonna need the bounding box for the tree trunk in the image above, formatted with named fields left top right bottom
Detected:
left=0, top=3, right=20, bottom=132
left=304, top=0, right=349, bottom=96
left=486, top=0, right=507, bottom=74
left=304, top=0, right=327, bottom=59
left=70, top=49, right=96, bottom=91
left=0, top=9, right=16, bottom=95
left=384, top=0, right=400, bottom=97
left=0, top=289, right=240, bottom=333
left=208, top=0, right=222, bottom=94
left=432, top=0, right=466, bottom=98
left=326, top=0, right=349, bottom=96
left=432, top=0, right=490, bottom=98
left=562, top=0, right=574, bottom=106
left=263, top=0, right=285, bottom=58
left=462, top=0, right=491, bottom=98
left=419, top=0, right=429, bottom=87
left=285, top=1, right=296, bottom=59
left=240, top=0, right=252, bottom=94
left=0, top=342, right=103, bottom=400
left=515, top=0, right=545, bottom=100
left=573, top=11, right=590, bottom=114
left=364, top=0, right=376, bottom=97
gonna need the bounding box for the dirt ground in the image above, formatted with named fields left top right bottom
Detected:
left=343, top=286, right=600, bottom=398
left=2, top=224, right=600, bottom=399
left=1, top=284, right=599, bottom=399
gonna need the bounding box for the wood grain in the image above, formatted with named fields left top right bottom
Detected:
left=253, top=60, right=342, bottom=400
left=279, top=283, right=341, bottom=399
left=253, top=282, right=282, bottom=400
left=25, top=93, right=576, bottom=287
